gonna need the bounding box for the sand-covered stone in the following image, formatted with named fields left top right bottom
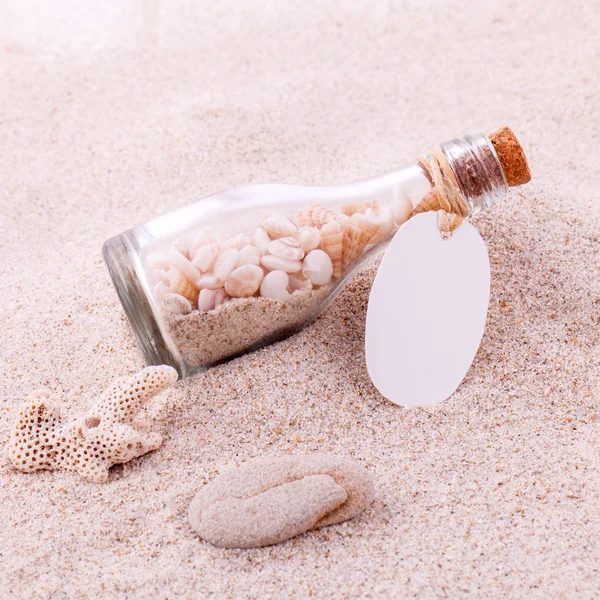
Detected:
left=189, top=455, right=375, bottom=548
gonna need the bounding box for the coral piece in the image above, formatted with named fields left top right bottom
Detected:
left=8, top=366, right=178, bottom=483
left=188, top=454, right=374, bottom=549
left=341, top=200, right=379, bottom=216
left=342, top=213, right=378, bottom=271
left=320, top=219, right=343, bottom=278
left=294, top=205, right=337, bottom=228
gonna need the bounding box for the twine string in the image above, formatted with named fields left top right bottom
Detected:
left=417, top=151, right=469, bottom=238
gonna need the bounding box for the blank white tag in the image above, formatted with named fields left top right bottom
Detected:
left=366, top=212, right=490, bottom=407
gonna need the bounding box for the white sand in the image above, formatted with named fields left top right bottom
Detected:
left=1, top=1, right=599, bottom=597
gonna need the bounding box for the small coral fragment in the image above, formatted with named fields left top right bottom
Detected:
left=8, top=366, right=178, bottom=483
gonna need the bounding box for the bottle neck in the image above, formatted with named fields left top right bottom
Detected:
left=439, top=133, right=508, bottom=215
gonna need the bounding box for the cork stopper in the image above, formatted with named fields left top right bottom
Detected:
left=488, top=127, right=531, bottom=187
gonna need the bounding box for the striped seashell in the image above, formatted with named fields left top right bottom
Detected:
left=294, top=205, right=337, bottom=228
left=342, top=214, right=378, bottom=271
left=411, top=189, right=442, bottom=216
left=341, top=200, right=379, bottom=217
left=320, top=219, right=343, bottom=278
left=166, top=269, right=198, bottom=304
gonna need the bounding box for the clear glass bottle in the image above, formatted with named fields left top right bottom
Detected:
left=103, top=128, right=530, bottom=377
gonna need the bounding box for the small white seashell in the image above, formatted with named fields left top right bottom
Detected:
left=262, top=214, right=297, bottom=239
left=198, top=288, right=230, bottom=311
left=261, top=254, right=302, bottom=273
left=168, top=248, right=201, bottom=282
left=214, top=248, right=240, bottom=281
left=162, top=293, right=193, bottom=315
left=147, top=253, right=171, bottom=270
left=154, top=281, right=170, bottom=301
left=213, top=232, right=228, bottom=245
left=288, top=274, right=313, bottom=292
left=195, top=273, right=224, bottom=289
left=294, top=227, right=321, bottom=253
left=392, top=187, right=413, bottom=225
left=191, top=230, right=215, bottom=253
left=260, top=270, right=292, bottom=301
left=253, top=228, right=271, bottom=255
left=302, top=250, right=333, bottom=286
left=192, top=242, right=220, bottom=272
left=173, top=237, right=192, bottom=260
left=225, top=265, right=264, bottom=298
left=268, top=237, right=305, bottom=261
left=152, top=269, right=170, bottom=285
left=237, top=245, right=261, bottom=267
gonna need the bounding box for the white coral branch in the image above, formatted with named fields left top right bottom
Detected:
left=8, top=366, right=178, bottom=483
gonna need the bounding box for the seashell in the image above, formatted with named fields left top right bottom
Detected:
left=260, top=270, right=292, bottom=301
left=190, top=230, right=215, bottom=253
left=410, top=188, right=441, bottom=216
left=289, top=273, right=313, bottom=292
left=198, top=288, right=230, bottom=311
left=236, top=245, right=261, bottom=267
left=154, top=281, right=170, bottom=301
left=195, top=273, right=224, bottom=290
left=168, top=248, right=201, bottom=283
left=253, top=227, right=271, bottom=255
left=167, top=269, right=198, bottom=303
left=302, top=250, right=333, bottom=286
left=172, top=237, right=192, bottom=260
left=367, top=206, right=395, bottom=245
left=147, top=253, right=171, bottom=270
left=393, top=187, right=416, bottom=223
left=214, top=248, right=240, bottom=281
left=192, top=242, right=220, bottom=272
left=320, top=220, right=343, bottom=278
left=341, top=200, right=379, bottom=216
left=268, top=236, right=305, bottom=261
left=261, top=254, right=302, bottom=273
left=294, top=205, right=337, bottom=228
left=262, top=214, right=297, bottom=239
left=225, top=265, right=264, bottom=298
left=162, top=293, right=193, bottom=315
left=223, top=233, right=253, bottom=251
left=342, top=213, right=378, bottom=271
left=152, top=269, right=170, bottom=285
left=213, top=232, right=228, bottom=245
left=294, top=227, right=321, bottom=253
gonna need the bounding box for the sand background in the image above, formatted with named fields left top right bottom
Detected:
left=1, top=1, right=599, bottom=597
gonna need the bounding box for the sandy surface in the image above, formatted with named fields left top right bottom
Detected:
left=1, top=1, right=599, bottom=598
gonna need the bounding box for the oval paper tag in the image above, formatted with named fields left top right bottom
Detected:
left=366, top=212, right=490, bottom=407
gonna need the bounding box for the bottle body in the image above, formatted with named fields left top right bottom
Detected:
left=103, top=132, right=508, bottom=377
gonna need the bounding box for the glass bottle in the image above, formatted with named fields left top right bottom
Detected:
left=103, top=127, right=530, bottom=377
